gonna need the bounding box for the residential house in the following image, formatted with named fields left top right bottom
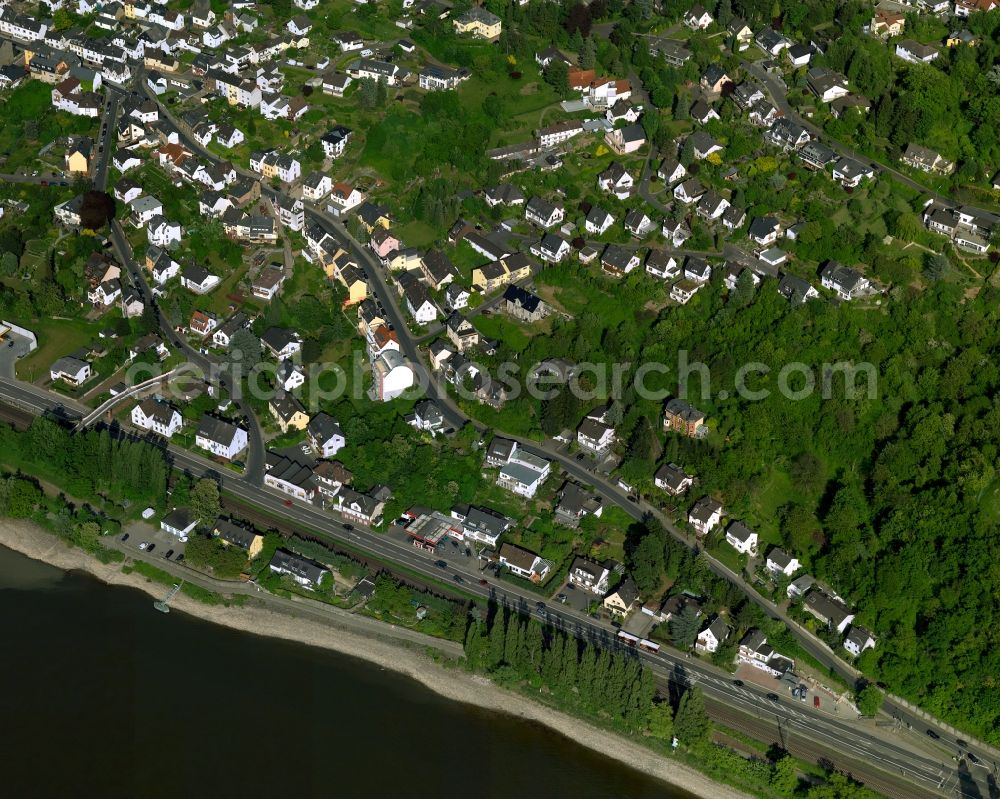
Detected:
left=725, top=521, right=758, bottom=555
left=131, top=398, right=182, bottom=437
left=803, top=590, right=855, bottom=633
left=180, top=263, right=220, bottom=294
left=654, top=462, right=693, bottom=495
left=688, top=496, right=723, bottom=535
left=569, top=557, right=611, bottom=594
left=777, top=273, right=820, bottom=304
left=252, top=266, right=286, bottom=301
left=498, top=543, right=550, bottom=582
left=748, top=216, right=782, bottom=246
left=766, top=547, right=801, bottom=577
left=535, top=232, right=570, bottom=264
left=605, top=124, right=646, bottom=155
left=261, top=327, right=302, bottom=360
left=700, top=64, right=730, bottom=95
left=451, top=504, right=512, bottom=547
left=597, top=162, right=634, bottom=200
left=308, top=413, right=346, bottom=457
left=895, top=39, right=939, bottom=63
left=664, top=398, right=706, bottom=437
left=597, top=245, right=638, bottom=279
left=820, top=261, right=870, bottom=300
left=871, top=9, right=905, bottom=38
left=844, top=625, right=877, bottom=657
left=269, top=393, right=309, bottom=434
left=603, top=578, right=640, bottom=616
left=624, top=209, right=655, bottom=238
left=684, top=4, right=714, bottom=29
left=645, top=250, right=679, bottom=281
left=585, top=206, right=615, bottom=236
left=738, top=629, right=795, bottom=677
left=577, top=411, right=615, bottom=454
left=269, top=549, right=329, bottom=589
left=500, top=285, right=546, bottom=323
left=766, top=118, right=811, bottom=151
left=213, top=518, right=263, bottom=559
left=195, top=415, right=248, bottom=460
left=525, top=197, right=565, bottom=229
left=444, top=312, right=479, bottom=353
left=901, top=143, right=954, bottom=174
left=408, top=399, right=447, bottom=436
left=160, top=508, right=197, bottom=539
left=695, top=617, right=730, bottom=654
left=674, top=177, right=705, bottom=204
left=806, top=67, right=849, bottom=102
left=554, top=482, right=603, bottom=528
left=657, top=157, right=686, bottom=185
left=496, top=449, right=551, bottom=498
left=338, top=487, right=385, bottom=526
left=49, top=355, right=90, bottom=385
left=451, top=5, right=503, bottom=37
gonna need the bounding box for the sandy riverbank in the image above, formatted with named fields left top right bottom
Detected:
left=0, top=519, right=751, bottom=799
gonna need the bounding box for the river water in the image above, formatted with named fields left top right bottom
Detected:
left=0, top=546, right=696, bottom=798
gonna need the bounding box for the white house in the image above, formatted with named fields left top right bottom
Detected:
left=843, top=625, right=877, bottom=657
left=498, top=543, right=550, bottom=582
left=688, top=496, right=723, bottom=535
left=684, top=3, right=714, bottom=29
left=568, top=556, right=610, bottom=594
left=160, top=508, right=197, bottom=539
left=49, top=355, right=91, bottom=386
left=131, top=398, right=183, bottom=437
left=654, top=462, right=693, bottom=495
left=820, top=261, right=870, bottom=300
left=497, top=450, right=550, bottom=498
left=695, top=617, right=730, bottom=654
left=765, top=547, right=801, bottom=577
left=307, top=413, right=346, bottom=457
left=195, top=415, right=248, bottom=461
left=725, top=521, right=758, bottom=555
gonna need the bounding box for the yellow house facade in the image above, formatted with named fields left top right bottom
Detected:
left=269, top=398, right=310, bottom=433
left=66, top=149, right=90, bottom=175
left=453, top=7, right=502, bottom=40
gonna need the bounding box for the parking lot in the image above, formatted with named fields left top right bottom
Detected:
left=0, top=332, right=34, bottom=379
left=121, top=520, right=188, bottom=562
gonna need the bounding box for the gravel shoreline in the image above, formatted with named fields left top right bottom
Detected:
left=0, top=519, right=751, bottom=799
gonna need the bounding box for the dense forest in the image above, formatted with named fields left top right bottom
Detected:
left=643, top=278, right=999, bottom=739
left=0, top=418, right=169, bottom=507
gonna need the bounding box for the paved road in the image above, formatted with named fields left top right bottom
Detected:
left=92, top=92, right=119, bottom=191
left=0, top=374, right=992, bottom=799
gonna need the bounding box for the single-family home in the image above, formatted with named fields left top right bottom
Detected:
left=655, top=462, right=693, bottom=495
left=766, top=547, right=801, bottom=577
left=569, top=556, right=611, bottom=594
left=688, top=496, right=723, bottom=535
left=498, top=543, right=550, bottom=582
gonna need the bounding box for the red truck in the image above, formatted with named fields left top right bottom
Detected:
left=814, top=696, right=821, bottom=709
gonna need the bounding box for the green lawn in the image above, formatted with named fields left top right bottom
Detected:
left=15, top=317, right=102, bottom=382
left=473, top=313, right=533, bottom=352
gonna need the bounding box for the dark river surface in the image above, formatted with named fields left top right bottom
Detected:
left=0, top=545, right=699, bottom=798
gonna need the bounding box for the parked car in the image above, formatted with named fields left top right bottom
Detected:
left=120, top=533, right=129, bottom=542
left=146, top=544, right=155, bottom=553
left=164, top=549, right=174, bottom=559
